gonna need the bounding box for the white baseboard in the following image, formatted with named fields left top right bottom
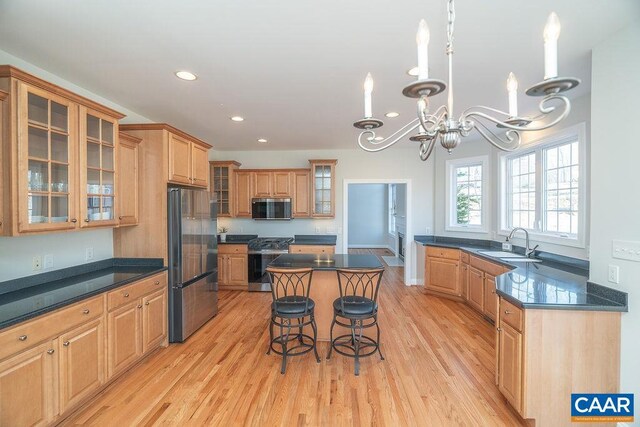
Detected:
left=407, top=279, right=423, bottom=286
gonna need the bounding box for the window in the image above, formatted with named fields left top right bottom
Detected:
left=499, top=123, right=587, bottom=246
left=446, top=156, right=489, bottom=232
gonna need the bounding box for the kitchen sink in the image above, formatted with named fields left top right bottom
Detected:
left=478, top=251, right=542, bottom=263
left=499, top=257, right=542, bottom=263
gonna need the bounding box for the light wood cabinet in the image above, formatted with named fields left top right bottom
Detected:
left=424, top=247, right=461, bottom=297
left=59, top=319, right=105, bottom=413
left=107, top=301, right=141, bottom=378
left=0, top=65, right=125, bottom=236
left=310, top=159, right=337, bottom=217
left=497, top=322, right=522, bottom=412
left=0, top=340, right=58, bottom=427
left=191, top=143, right=209, bottom=187
left=117, top=132, right=140, bottom=226
left=253, top=171, right=272, bottom=197
left=210, top=161, right=241, bottom=217
left=218, top=244, right=248, bottom=290
left=292, top=170, right=311, bottom=217
left=460, top=262, right=469, bottom=300
left=142, top=289, right=167, bottom=354
left=168, top=131, right=211, bottom=188
left=0, top=90, right=8, bottom=235
left=289, top=244, right=335, bottom=255
left=253, top=171, right=292, bottom=198
left=467, top=266, right=484, bottom=312
left=484, top=274, right=498, bottom=321
left=273, top=171, right=291, bottom=196
left=234, top=171, right=252, bottom=217
left=79, top=107, right=119, bottom=228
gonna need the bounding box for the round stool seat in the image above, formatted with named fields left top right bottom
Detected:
left=333, top=296, right=377, bottom=316
left=272, top=296, right=315, bottom=315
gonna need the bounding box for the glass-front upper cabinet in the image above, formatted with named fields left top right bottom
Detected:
left=80, top=108, right=118, bottom=227
left=309, top=159, right=337, bottom=217
left=18, top=84, right=78, bottom=232
left=209, top=161, right=240, bottom=217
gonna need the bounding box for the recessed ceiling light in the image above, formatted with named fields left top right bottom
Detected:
left=230, top=116, right=244, bottom=122
left=385, top=112, right=400, bottom=118
left=175, top=70, right=197, bottom=81
left=407, top=67, right=419, bottom=76
left=257, top=138, right=268, bottom=143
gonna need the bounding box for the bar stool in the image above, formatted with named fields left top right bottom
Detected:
left=266, top=267, right=320, bottom=374
left=327, top=268, right=385, bottom=376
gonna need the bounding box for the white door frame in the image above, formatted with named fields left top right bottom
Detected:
left=343, top=179, right=413, bottom=286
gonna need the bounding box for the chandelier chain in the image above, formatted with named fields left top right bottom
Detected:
left=446, top=0, right=455, bottom=54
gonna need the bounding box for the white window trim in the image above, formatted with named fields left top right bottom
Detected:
left=445, top=155, right=490, bottom=233
left=497, top=122, right=588, bottom=248
left=388, top=184, right=397, bottom=237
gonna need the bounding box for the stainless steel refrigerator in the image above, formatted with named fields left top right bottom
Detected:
left=168, top=187, right=218, bottom=343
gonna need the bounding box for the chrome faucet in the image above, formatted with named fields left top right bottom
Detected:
left=507, top=227, right=539, bottom=258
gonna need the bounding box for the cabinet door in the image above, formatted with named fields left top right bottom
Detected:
left=310, top=161, right=336, bottom=217
left=168, top=134, right=191, bottom=185
left=211, top=166, right=231, bottom=216
left=228, top=254, right=248, bottom=287
left=253, top=171, right=272, bottom=197
left=425, top=258, right=460, bottom=296
left=0, top=340, right=58, bottom=427
left=235, top=171, right=252, bottom=217
left=484, top=274, right=498, bottom=321
left=468, top=267, right=484, bottom=312
left=142, top=289, right=167, bottom=354
left=0, top=92, right=5, bottom=235
left=107, top=302, right=142, bottom=378
left=18, top=83, right=78, bottom=232
left=59, top=319, right=105, bottom=413
left=498, top=322, right=523, bottom=413
left=191, top=143, right=209, bottom=188
left=117, top=136, right=138, bottom=225
left=217, top=255, right=228, bottom=286
left=80, top=108, right=118, bottom=228
left=460, top=263, right=469, bottom=301
left=292, top=170, right=310, bottom=217
left=273, top=171, right=291, bottom=197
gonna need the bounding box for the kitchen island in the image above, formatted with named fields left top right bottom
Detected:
left=269, top=254, right=383, bottom=341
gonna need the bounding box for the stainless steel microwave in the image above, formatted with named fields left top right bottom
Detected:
left=251, top=198, right=292, bottom=220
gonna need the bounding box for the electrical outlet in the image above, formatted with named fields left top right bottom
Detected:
left=315, top=227, right=321, bottom=234
left=85, top=247, right=94, bottom=261
left=425, top=227, right=431, bottom=234
left=32, top=255, right=42, bottom=271
left=502, top=242, right=513, bottom=251
left=44, top=254, right=53, bottom=269
left=608, top=265, right=620, bottom=284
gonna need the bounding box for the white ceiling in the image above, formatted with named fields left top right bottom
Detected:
left=0, top=0, right=638, bottom=150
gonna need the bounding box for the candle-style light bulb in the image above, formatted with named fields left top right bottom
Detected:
left=507, top=72, right=518, bottom=117
left=543, top=12, right=561, bottom=79
left=416, top=19, right=430, bottom=80
left=364, top=72, right=373, bottom=118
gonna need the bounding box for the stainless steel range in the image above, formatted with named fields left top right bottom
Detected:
left=247, top=237, right=293, bottom=291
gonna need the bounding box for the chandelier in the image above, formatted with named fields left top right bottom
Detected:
left=353, top=0, right=580, bottom=161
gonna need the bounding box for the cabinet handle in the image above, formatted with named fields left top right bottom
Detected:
left=71, top=218, right=77, bottom=223
left=47, top=349, right=55, bottom=355
left=145, top=301, right=150, bottom=306
left=497, top=327, right=502, bottom=332
left=18, top=335, right=27, bottom=341
left=492, top=290, right=496, bottom=294
left=154, top=281, right=160, bottom=285
left=137, top=304, right=143, bottom=309
left=83, top=309, right=90, bottom=314
left=84, top=218, right=90, bottom=223
left=63, top=341, right=70, bottom=347
left=119, top=216, right=123, bottom=220
left=0, top=221, right=2, bottom=227
left=124, top=293, right=130, bottom=298
left=504, top=310, right=512, bottom=315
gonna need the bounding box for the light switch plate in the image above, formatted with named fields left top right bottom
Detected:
left=608, top=264, right=620, bottom=284
left=612, top=240, right=640, bottom=262
left=44, top=254, right=53, bottom=269
left=85, top=247, right=94, bottom=261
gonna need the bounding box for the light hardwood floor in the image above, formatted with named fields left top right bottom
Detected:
left=62, top=249, right=525, bottom=426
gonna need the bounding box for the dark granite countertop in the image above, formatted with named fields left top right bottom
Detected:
left=218, top=234, right=257, bottom=245
left=0, top=258, right=167, bottom=329
left=269, top=254, right=382, bottom=270
left=414, top=235, right=627, bottom=312
left=292, top=235, right=337, bottom=246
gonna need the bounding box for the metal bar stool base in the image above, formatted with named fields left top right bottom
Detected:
left=267, top=314, right=321, bottom=374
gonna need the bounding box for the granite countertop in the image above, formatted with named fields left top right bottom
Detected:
left=218, top=234, right=258, bottom=245
left=0, top=258, right=167, bottom=329
left=269, top=254, right=382, bottom=270
left=292, top=235, right=337, bottom=246
left=415, top=235, right=627, bottom=312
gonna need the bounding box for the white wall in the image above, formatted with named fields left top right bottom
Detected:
left=432, top=93, right=591, bottom=260
left=212, top=147, right=435, bottom=282
left=347, top=184, right=388, bottom=248
left=0, top=50, right=152, bottom=281
left=590, top=22, right=640, bottom=404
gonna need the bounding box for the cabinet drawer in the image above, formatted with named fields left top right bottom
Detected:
left=461, top=252, right=470, bottom=263
left=426, top=246, right=460, bottom=260
left=470, top=255, right=504, bottom=277
left=218, top=244, right=248, bottom=254
left=0, top=295, right=104, bottom=361
left=500, top=298, right=524, bottom=332
left=289, top=245, right=335, bottom=254
left=107, top=272, right=167, bottom=311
